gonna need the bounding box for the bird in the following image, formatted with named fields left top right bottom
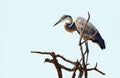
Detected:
left=54, top=14, right=106, bottom=50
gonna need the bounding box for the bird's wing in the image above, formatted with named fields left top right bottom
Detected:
left=84, top=22, right=97, bottom=36
left=75, top=17, right=97, bottom=37
left=75, top=17, right=106, bottom=49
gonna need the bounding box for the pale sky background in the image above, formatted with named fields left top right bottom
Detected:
left=1, top=0, right=120, bottom=78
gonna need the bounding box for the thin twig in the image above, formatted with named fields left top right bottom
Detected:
left=31, top=51, right=52, bottom=55
left=79, top=12, right=90, bottom=78
left=79, top=12, right=90, bottom=44
left=87, top=63, right=105, bottom=75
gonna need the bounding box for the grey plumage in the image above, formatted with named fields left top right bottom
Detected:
left=75, top=16, right=105, bottom=49
left=54, top=15, right=106, bottom=49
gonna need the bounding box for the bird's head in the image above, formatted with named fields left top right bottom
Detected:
left=54, top=15, right=72, bottom=26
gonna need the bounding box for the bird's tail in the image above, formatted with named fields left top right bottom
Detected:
left=97, top=38, right=106, bottom=49
left=94, top=33, right=106, bottom=49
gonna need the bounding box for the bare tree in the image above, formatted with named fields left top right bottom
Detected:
left=31, top=13, right=105, bottom=78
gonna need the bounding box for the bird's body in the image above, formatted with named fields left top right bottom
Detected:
left=75, top=16, right=105, bottom=49
left=54, top=15, right=106, bottom=49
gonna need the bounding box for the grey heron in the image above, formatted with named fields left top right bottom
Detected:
left=54, top=15, right=106, bottom=50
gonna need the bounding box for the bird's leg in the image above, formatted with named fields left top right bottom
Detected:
left=85, top=40, right=89, bottom=52
left=85, top=40, right=89, bottom=64
left=83, top=40, right=89, bottom=55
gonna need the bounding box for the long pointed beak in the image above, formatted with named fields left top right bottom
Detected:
left=54, top=20, right=61, bottom=26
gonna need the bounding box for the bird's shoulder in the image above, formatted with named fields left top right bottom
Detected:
left=75, top=16, right=98, bottom=35
left=75, top=17, right=86, bottom=24
left=75, top=17, right=96, bottom=29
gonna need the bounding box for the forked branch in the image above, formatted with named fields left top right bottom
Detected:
left=31, top=12, right=105, bottom=78
left=31, top=51, right=105, bottom=78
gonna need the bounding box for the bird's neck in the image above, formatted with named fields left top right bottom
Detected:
left=64, top=21, right=76, bottom=33
left=67, top=17, right=73, bottom=27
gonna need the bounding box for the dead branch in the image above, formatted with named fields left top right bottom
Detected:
left=87, top=63, right=105, bottom=75
left=79, top=12, right=90, bottom=78
left=31, top=51, right=105, bottom=78
left=31, top=51, right=62, bottom=78
left=56, top=54, right=76, bottom=65
left=79, top=12, right=90, bottom=44
left=31, top=12, right=105, bottom=78
left=31, top=51, right=81, bottom=78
